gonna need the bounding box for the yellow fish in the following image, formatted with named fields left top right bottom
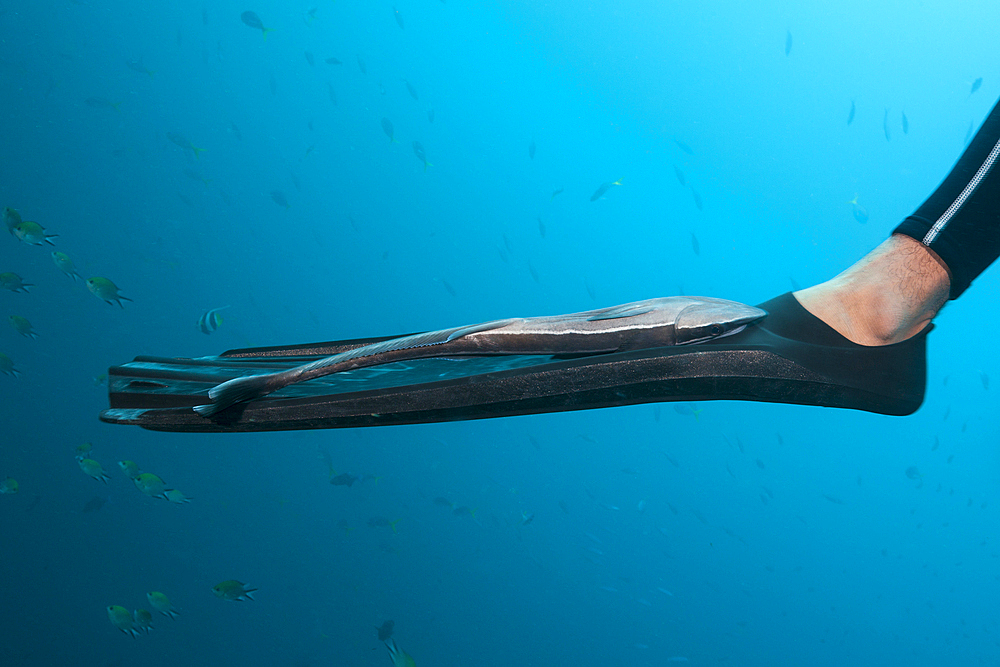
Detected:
left=385, top=639, right=416, bottom=667
left=51, top=251, right=82, bottom=281
left=164, top=489, right=191, bottom=504
left=13, top=220, right=56, bottom=245
left=0, top=272, right=32, bottom=293
left=3, top=207, right=22, bottom=234
left=212, top=580, right=257, bottom=601
left=77, top=457, right=109, bottom=483
left=118, top=460, right=141, bottom=480
left=132, top=608, right=154, bottom=633
left=134, top=472, right=167, bottom=499
left=87, top=277, right=133, bottom=308
left=0, top=352, right=21, bottom=377
left=107, top=605, right=139, bottom=637
left=0, top=477, right=18, bottom=494
left=146, top=591, right=178, bottom=618
left=75, top=442, right=94, bottom=458
left=9, top=315, right=37, bottom=339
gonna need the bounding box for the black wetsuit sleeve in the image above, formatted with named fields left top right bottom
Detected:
left=894, top=97, right=1000, bottom=299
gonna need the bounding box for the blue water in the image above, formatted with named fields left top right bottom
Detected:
left=3, top=1, right=1000, bottom=665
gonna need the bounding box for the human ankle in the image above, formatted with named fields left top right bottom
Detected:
left=794, top=235, right=950, bottom=346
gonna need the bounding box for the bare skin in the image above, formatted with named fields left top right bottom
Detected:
left=794, top=234, right=952, bottom=346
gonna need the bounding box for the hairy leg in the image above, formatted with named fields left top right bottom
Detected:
left=794, top=234, right=951, bottom=346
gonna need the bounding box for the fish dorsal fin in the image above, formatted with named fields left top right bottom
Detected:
left=585, top=303, right=656, bottom=321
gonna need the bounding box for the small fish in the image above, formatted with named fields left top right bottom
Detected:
left=427, top=108, right=435, bottom=123
left=451, top=506, right=475, bottom=518
left=164, top=489, right=191, bottom=504
left=125, top=58, right=155, bottom=78
left=304, top=6, right=318, bottom=23
left=965, top=120, right=975, bottom=145
left=848, top=195, right=869, bottom=224
left=674, top=138, right=694, bottom=155
left=51, top=251, right=81, bottom=280
left=147, top=591, right=178, bottom=618
left=357, top=54, right=367, bottom=74
left=673, top=165, right=686, bottom=186
left=392, top=6, right=404, bottom=29
left=134, top=472, right=167, bottom=499
left=673, top=403, right=702, bottom=420
left=304, top=51, right=314, bottom=66
left=905, top=466, right=921, bottom=480
left=784, top=29, right=792, bottom=56
left=87, top=277, right=132, bottom=308
left=821, top=493, right=846, bottom=505
left=197, top=306, right=229, bottom=334
left=412, top=141, right=432, bottom=171
left=439, top=278, right=457, bottom=297
left=0, top=273, right=32, bottom=293
left=13, top=220, right=57, bottom=245
left=691, top=188, right=703, bottom=211
left=520, top=510, right=535, bottom=526
left=538, top=218, right=546, bottom=238
left=107, top=605, right=139, bottom=637
left=901, top=111, right=909, bottom=135
left=403, top=79, right=418, bottom=100
left=550, top=187, right=564, bottom=201
left=0, top=352, right=20, bottom=378
left=847, top=100, right=855, bottom=125
left=883, top=109, right=891, bottom=142
left=970, top=77, right=983, bottom=96
left=85, top=97, right=121, bottom=111
left=229, top=121, right=243, bottom=141
left=213, top=579, right=257, bottom=601
left=271, top=190, right=290, bottom=209
left=590, top=179, right=622, bottom=202
left=385, top=639, right=416, bottom=667
left=132, top=609, right=154, bottom=634
left=690, top=233, right=700, bottom=256
left=376, top=619, right=395, bottom=641
left=330, top=472, right=359, bottom=487
left=183, top=167, right=211, bottom=186
left=0, top=477, right=18, bottom=494
left=77, top=458, right=109, bottom=483
left=166, top=131, right=206, bottom=159
left=980, top=371, right=990, bottom=389
left=75, top=442, right=93, bottom=458
left=82, top=495, right=106, bottom=512
left=368, top=516, right=400, bottom=532
left=529, top=140, right=536, bottom=160
left=241, top=11, right=272, bottom=39
left=118, top=460, right=141, bottom=479
left=9, top=315, right=37, bottom=339
left=3, top=207, right=22, bottom=234
left=325, top=56, right=342, bottom=65
left=381, top=117, right=396, bottom=142
left=336, top=519, right=353, bottom=535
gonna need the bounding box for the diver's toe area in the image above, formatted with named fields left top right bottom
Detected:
left=99, top=292, right=928, bottom=432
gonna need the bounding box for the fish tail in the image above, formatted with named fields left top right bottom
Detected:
left=113, top=102, right=122, bottom=111
left=390, top=519, right=400, bottom=533
left=424, top=160, right=432, bottom=172
left=147, top=70, right=155, bottom=79
left=192, top=145, right=206, bottom=159
left=613, top=178, right=623, bottom=186
left=262, top=27, right=273, bottom=40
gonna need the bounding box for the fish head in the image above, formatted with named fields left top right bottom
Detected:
left=674, top=297, right=767, bottom=345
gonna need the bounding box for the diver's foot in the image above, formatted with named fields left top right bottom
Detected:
left=793, top=234, right=951, bottom=346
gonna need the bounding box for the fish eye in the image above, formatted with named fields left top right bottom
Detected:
left=710, top=324, right=725, bottom=335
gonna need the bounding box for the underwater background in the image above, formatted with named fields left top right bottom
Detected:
left=3, top=1, right=1000, bottom=665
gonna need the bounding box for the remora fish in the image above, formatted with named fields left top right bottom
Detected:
left=195, top=297, right=767, bottom=415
